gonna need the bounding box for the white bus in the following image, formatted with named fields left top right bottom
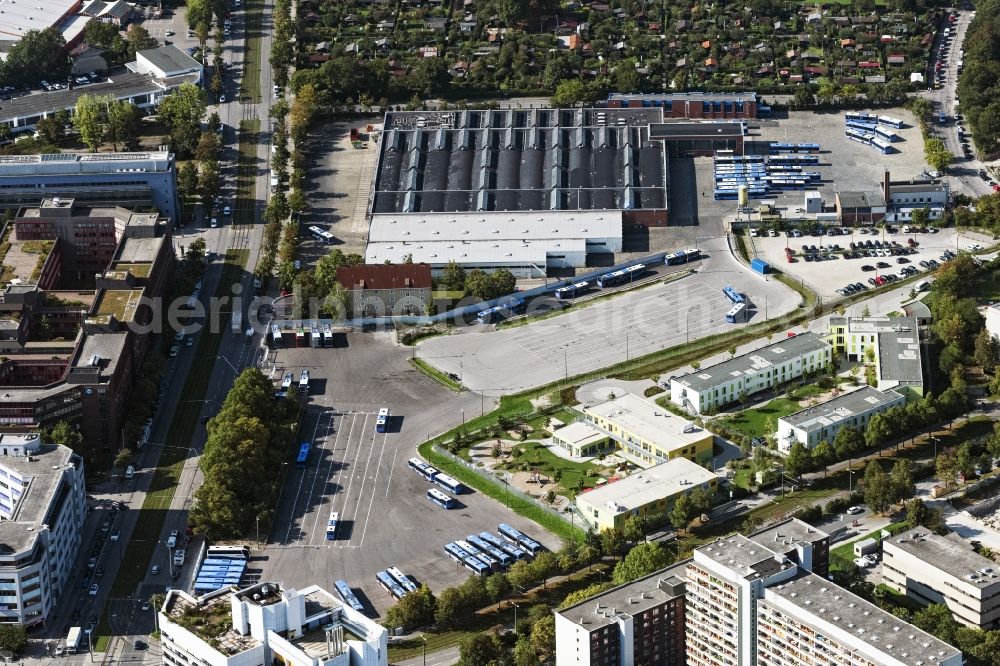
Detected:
left=427, top=487, right=456, bottom=509
left=326, top=511, right=339, bottom=540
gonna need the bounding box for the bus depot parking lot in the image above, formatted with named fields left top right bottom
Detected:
left=749, top=227, right=989, bottom=301
left=259, top=333, right=561, bottom=613
left=419, top=235, right=802, bottom=394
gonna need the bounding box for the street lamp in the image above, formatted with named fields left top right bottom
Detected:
left=510, top=600, right=521, bottom=635
left=421, top=635, right=427, bottom=666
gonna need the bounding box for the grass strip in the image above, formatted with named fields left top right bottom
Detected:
left=409, top=357, right=464, bottom=392
left=496, top=269, right=694, bottom=331
left=239, top=0, right=263, bottom=102
left=235, top=119, right=260, bottom=228
left=96, top=249, right=249, bottom=649
left=419, top=441, right=585, bottom=544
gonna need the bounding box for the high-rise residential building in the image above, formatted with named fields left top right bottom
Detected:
left=0, top=433, right=86, bottom=627
left=160, top=582, right=388, bottom=666
left=882, top=527, right=1000, bottom=629
left=555, top=562, right=688, bottom=666
left=757, top=572, right=962, bottom=666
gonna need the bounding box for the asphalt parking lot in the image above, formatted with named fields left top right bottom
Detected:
left=419, top=236, right=802, bottom=394
left=259, top=333, right=562, bottom=614
left=749, top=227, right=993, bottom=300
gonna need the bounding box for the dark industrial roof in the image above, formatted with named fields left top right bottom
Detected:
left=836, top=190, right=885, bottom=209
left=336, top=263, right=432, bottom=290
left=373, top=109, right=668, bottom=214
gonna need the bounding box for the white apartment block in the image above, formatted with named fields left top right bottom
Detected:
left=829, top=317, right=924, bottom=398
left=670, top=332, right=832, bottom=415
left=883, top=528, right=1000, bottom=629
left=758, top=572, right=962, bottom=666
left=776, top=386, right=905, bottom=453
left=160, top=582, right=388, bottom=666
left=0, top=433, right=86, bottom=627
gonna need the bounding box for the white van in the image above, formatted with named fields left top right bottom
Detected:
left=916, top=280, right=931, bottom=292
left=125, top=465, right=135, bottom=480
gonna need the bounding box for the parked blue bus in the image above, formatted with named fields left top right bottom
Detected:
left=387, top=567, right=418, bottom=594
left=497, top=523, right=543, bottom=556
left=480, top=531, right=528, bottom=560
left=845, top=112, right=878, bottom=123
left=326, top=511, right=339, bottom=540
left=435, top=473, right=465, bottom=495
left=376, top=408, right=389, bottom=433
left=467, top=534, right=513, bottom=567
left=726, top=302, right=747, bottom=323
left=723, top=285, right=746, bottom=304
left=874, top=126, right=899, bottom=142
left=476, top=297, right=526, bottom=324
left=877, top=115, right=904, bottom=129
left=334, top=580, right=365, bottom=613
left=555, top=281, right=590, bottom=300
left=295, top=442, right=310, bottom=468
left=375, top=570, right=407, bottom=599
left=846, top=120, right=878, bottom=132
left=596, top=264, right=645, bottom=288
left=427, top=488, right=456, bottom=509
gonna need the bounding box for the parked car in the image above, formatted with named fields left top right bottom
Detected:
left=89, top=583, right=99, bottom=596
left=847, top=505, right=864, bottom=515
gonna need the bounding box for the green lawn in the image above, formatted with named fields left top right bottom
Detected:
left=830, top=522, right=908, bottom=571
left=501, top=440, right=605, bottom=495
left=732, top=467, right=754, bottom=490
left=550, top=406, right=582, bottom=425
left=717, top=397, right=802, bottom=439
left=750, top=487, right=840, bottom=522
left=409, top=357, right=463, bottom=391
left=234, top=119, right=260, bottom=227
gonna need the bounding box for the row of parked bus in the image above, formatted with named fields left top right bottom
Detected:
left=376, top=566, right=418, bottom=600
left=723, top=285, right=748, bottom=323
left=444, top=524, right=545, bottom=575
left=408, top=457, right=467, bottom=509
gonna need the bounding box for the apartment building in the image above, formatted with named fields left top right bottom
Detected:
left=670, top=332, right=832, bottom=415
left=583, top=393, right=713, bottom=467
left=0, top=433, right=87, bottom=627
left=758, top=572, right=962, bottom=666
left=776, top=386, right=906, bottom=453
left=829, top=316, right=924, bottom=398
left=335, top=263, right=432, bottom=318
left=160, top=582, right=388, bottom=666
left=882, top=528, right=1000, bottom=629
left=555, top=562, right=689, bottom=666
left=575, top=458, right=717, bottom=531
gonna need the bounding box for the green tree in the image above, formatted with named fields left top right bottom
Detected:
left=114, top=448, right=133, bottom=469
left=811, top=440, right=834, bottom=474
left=865, top=413, right=892, bottom=451
left=530, top=615, right=556, bottom=659
left=889, top=459, right=915, bottom=502
left=433, top=587, right=463, bottom=627
left=125, top=24, right=159, bottom=59
left=441, top=260, right=466, bottom=291
left=910, top=207, right=930, bottom=229
left=106, top=98, right=140, bottom=151
left=73, top=94, right=107, bottom=151
left=623, top=514, right=645, bottom=543
left=612, top=542, right=673, bottom=584
left=0, top=624, right=27, bottom=654
left=975, top=329, right=1000, bottom=374
left=784, top=441, right=812, bottom=480
left=484, top=572, right=512, bottom=604
left=47, top=420, right=83, bottom=451
left=862, top=461, right=893, bottom=514
left=835, top=427, right=864, bottom=462
left=384, top=584, right=436, bottom=630
left=157, top=83, right=207, bottom=156
left=458, top=632, right=503, bottom=666
left=557, top=582, right=616, bottom=609
left=198, top=160, right=221, bottom=207
left=0, top=29, right=69, bottom=89
left=195, top=131, right=222, bottom=163
left=465, top=269, right=491, bottom=299
left=599, top=528, right=626, bottom=557
left=913, top=604, right=960, bottom=646
left=489, top=268, right=517, bottom=298
left=513, top=636, right=540, bottom=666
left=669, top=493, right=694, bottom=532
left=177, top=162, right=199, bottom=217
left=35, top=116, right=65, bottom=144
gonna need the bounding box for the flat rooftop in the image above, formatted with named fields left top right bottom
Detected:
left=164, top=588, right=259, bottom=657
left=557, top=561, right=689, bottom=631
left=553, top=421, right=607, bottom=447
left=673, top=332, right=831, bottom=392
left=781, top=386, right=903, bottom=432
left=695, top=533, right=798, bottom=582
left=373, top=108, right=668, bottom=214
left=585, top=392, right=709, bottom=451
left=878, top=332, right=923, bottom=385
left=93, top=289, right=143, bottom=322
left=763, top=572, right=961, bottom=665
left=0, top=150, right=173, bottom=176
left=367, top=210, right=623, bottom=243
left=365, top=237, right=585, bottom=267
left=748, top=518, right=828, bottom=551
left=0, top=443, right=77, bottom=556
left=115, top=236, right=164, bottom=264
left=884, top=528, right=1000, bottom=590
left=577, top=458, right=715, bottom=515
left=73, top=332, right=125, bottom=372
left=0, top=0, right=76, bottom=40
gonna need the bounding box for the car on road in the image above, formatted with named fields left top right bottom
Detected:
left=87, top=556, right=97, bottom=568
left=88, top=583, right=99, bottom=596
left=210, top=217, right=218, bottom=228
left=95, top=567, right=104, bottom=578
left=185, top=336, right=194, bottom=347
left=151, top=565, right=160, bottom=575
left=110, top=530, right=120, bottom=542
left=166, top=530, right=178, bottom=548
left=223, top=205, right=231, bottom=216
left=846, top=505, right=864, bottom=515
left=169, top=344, right=179, bottom=358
